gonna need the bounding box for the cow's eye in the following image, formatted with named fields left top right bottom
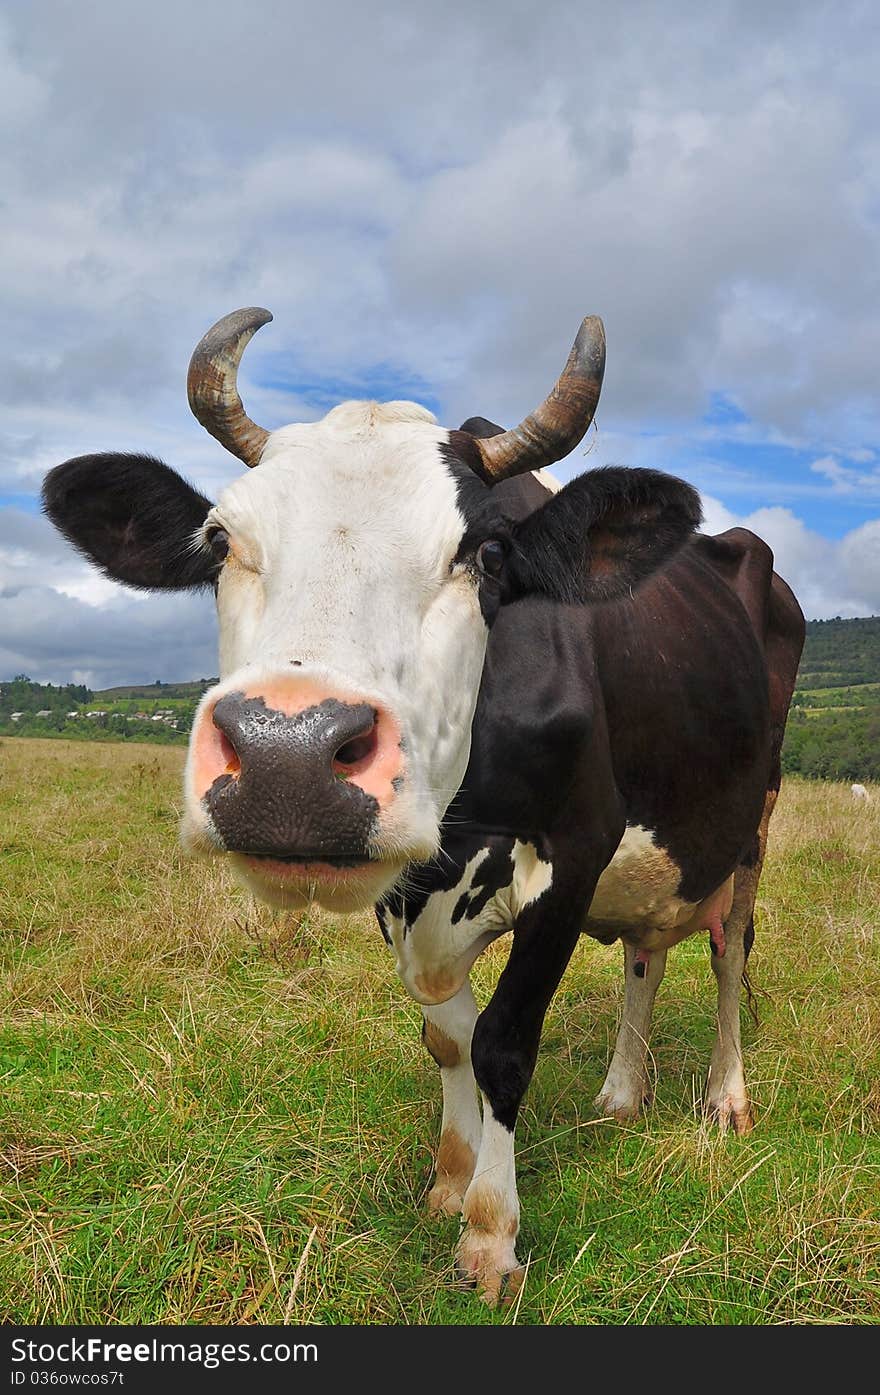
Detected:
left=206, top=527, right=230, bottom=561
left=476, top=539, right=506, bottom=579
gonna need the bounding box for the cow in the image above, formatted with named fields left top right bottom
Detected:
left=42, top=307, right=805, bottom=1304
left=851, top=784, right=871, bottom=801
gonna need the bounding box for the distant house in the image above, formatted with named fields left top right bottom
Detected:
left=66, top=711, right=80, bottom=718
left=35, top=710, right=52, bottom=718
left=85, top=710, right=108, bottom=718
left=10, top=712, right=23, bottom=722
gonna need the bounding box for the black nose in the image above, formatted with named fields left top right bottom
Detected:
left=204, top=692, right=380, bottom=860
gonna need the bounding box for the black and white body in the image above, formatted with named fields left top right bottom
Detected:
left=43, top=308, right=805, bottom=1303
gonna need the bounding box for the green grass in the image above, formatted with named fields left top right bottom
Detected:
left=1, top=738, right=878, bottom=1324
left=795, top=682, right=880, bottom=702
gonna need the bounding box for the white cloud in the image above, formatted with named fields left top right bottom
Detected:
left=809, top=455, right=880, bottom=494
left=840, top=519, right=880, bottom=603
left=700, top=495, right=880, bottom=619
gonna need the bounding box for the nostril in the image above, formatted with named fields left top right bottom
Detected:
left=333, top=719, right=378, bottom=772
left=218, top=729, right=241, bottom=778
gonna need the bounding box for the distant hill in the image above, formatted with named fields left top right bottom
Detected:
left=3, top=618, right=879, bottom=778
left=0, top=676, right=215, bottom=746
left=786, top=616, right=880, bottom=782
left=93, top=681, right=217, bottom=701
left=796, top=616, right=880, bottom=690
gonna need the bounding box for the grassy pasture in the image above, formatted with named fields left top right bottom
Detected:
left=1, top=737, right=878, bottom=1325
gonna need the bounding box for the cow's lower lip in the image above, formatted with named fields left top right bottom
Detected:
left=238, top=853, right=377, bottom=877
left=230, top=849, right=404, bottom=913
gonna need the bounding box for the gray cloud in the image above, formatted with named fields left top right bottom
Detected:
left=0, top=507, right=218, bottom=687
left=1, top=0, right=878, bottom=687
left=0, top=584, right=218, bottom=690
left=3, top=0, right=877, bottom=445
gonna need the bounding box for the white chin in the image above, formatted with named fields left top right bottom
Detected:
left=229, top=853, right=404, bottom=913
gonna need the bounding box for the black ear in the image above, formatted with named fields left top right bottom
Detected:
left=506, top=466, right=702, bottom=604
left=42, top=453, right=217, bottom=591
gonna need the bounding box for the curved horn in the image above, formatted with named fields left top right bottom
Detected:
left=476, top=316, right=606, bottom=482
left=187, top=307, right=273, bottom=468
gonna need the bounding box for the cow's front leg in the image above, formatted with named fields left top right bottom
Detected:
left=595, top=940, right=667, bottom=1120
left=421, top=980, right=481, bottom=1215
left=458, top=908, right=583, bottom=1306
left=457, top=1102, right=522, bottom=1305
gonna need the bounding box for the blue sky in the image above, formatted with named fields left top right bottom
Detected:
left=651, top=394, right=880, bottom=539
left=1, top=0, right=879, bottom=686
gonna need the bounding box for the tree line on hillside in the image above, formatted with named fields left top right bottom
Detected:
left=782, top=706, right=880, bottom=781
left=0, top=677, right=194, bottom=745
left=796, top=616, right=880, bottom=687
left=0, top=676, right=93, bottom=711
left=783, top=616, right=880, bottom=781
left=2, top=614, right=879, bottom=774
left=792, top=685, right=880, bottom=708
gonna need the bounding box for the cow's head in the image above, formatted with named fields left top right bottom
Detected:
left=43, top=308, right=700, bottom=912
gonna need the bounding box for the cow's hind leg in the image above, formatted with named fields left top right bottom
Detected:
left=422, top=980, right=481, bottom=1215
left=705, top=789, right=776, bottom=1132
left=705, top=898, right=752, bottom=1132
left=595, top=941, right=668, bottom=1120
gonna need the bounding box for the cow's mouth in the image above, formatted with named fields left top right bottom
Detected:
left=231, top=847, right=403, bottom=912
left=243, top=852, right=374, bottom=869
left=235, top=851, right=389, bottom=883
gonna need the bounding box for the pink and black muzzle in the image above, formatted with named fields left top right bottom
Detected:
left=188, top=678, right=404, bottom=867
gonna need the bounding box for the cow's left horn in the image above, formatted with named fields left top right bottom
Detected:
left=187, top=307, right=273, bottom=468
left=476, top=316, right=606, bottom=481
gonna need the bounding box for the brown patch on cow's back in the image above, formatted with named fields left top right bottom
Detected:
left=422, top=1019, right=460, bottom=1069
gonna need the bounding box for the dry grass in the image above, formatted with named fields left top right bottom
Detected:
left=1, top=738, right=878, bottom=1324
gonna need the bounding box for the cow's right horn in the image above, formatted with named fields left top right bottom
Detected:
left=187, top=307, right=273, bottom=468
left=476, top=316, right=606, bottom=482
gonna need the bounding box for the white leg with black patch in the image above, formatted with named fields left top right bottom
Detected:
left=457, top=1103, right=524, bottom=1306
left=422, top=980, right=482, bottom=1215
left=706, top=927, right=752, bottom=1132
left=596, top=941, right=667, bottom=1120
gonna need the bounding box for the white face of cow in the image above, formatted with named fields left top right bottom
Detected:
left=181, top=401, right=494, bottom=912
left=46, top=311, right=710, bottom=922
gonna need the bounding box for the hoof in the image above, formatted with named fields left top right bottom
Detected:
left=706, top=1098, right=753, bottom=1134
left=454, top=1249, right=524, bottom=1300
left=455, top=1238, right=525, bottom=1307
left=594, top=1088, right=647, bottom=1122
